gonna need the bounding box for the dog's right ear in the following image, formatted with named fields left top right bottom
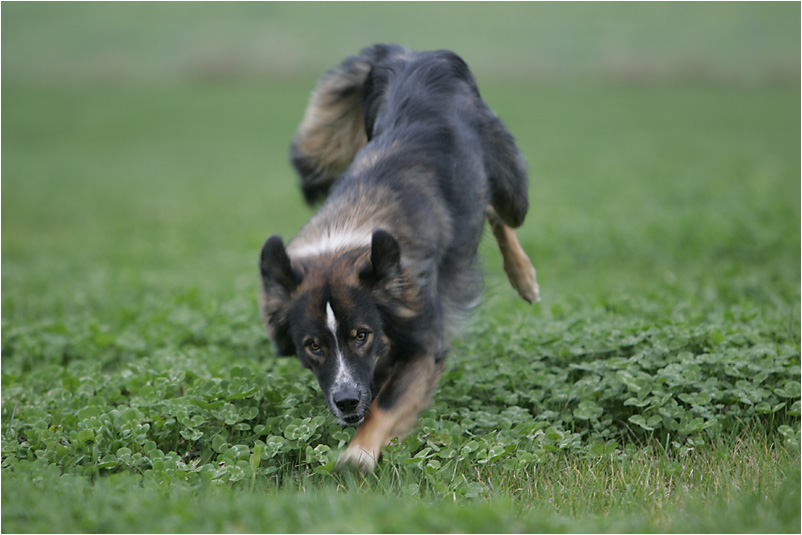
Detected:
left=259, top=235, right=302, bottom=356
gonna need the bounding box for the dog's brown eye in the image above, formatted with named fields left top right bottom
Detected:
left=353, top=330, right=370, bottom=347
left=305, top=339, right=322, bottom=355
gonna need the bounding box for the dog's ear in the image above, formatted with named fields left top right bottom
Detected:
left=361, top=230, right=421, bottom=319
left=369, top=229, right=401, bottom=280
left=259, top=235, right=301, bottom=356
left=260, top=235, right=300, bottom=293
left=359, top=229, right=401, bottom=284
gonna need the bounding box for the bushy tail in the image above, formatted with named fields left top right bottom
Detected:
left=289, top=44, right=400, bottom=205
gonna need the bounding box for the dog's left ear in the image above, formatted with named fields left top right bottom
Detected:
left=359, top=230, right=401, bottom=283
left=361, top=230, right=421, bottom=318
left=369, top=229, right=401, bottom=279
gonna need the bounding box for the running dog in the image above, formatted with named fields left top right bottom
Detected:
left=259, top=44, right=539, bottom=471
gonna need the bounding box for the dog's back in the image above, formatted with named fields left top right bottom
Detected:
left=291, top=45, right=528, bottom=227
left=288, top=45, right=532, bottom=329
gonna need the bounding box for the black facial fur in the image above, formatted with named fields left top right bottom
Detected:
left=287, top=287, right=387, bottom=425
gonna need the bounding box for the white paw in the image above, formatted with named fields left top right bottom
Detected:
left=336, top=443, right=378, bottom=472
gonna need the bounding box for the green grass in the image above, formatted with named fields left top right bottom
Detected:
left=3, top=439, right=799, bottom=533
left=2, top=3, right=800, bottom=533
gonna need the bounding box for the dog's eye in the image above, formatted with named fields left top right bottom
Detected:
left=305, top=339, right=323, bottom=355
left=353, top=330, right=370, bottom=347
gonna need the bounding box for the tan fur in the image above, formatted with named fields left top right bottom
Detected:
left=287, top=184, right=396, bottom=259
left=295, top=248, right=371, bottom=290
left=337, top=354, right=443, bottom=471
left=258, top=290, right=287, bottom=342
left=486, top=206, right=540, bottom=303
left=292, top=68, right=369, bottom=182
left=349, top=140, right=399, bottom=176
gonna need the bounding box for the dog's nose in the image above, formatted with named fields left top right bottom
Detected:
left=333, top=388, right=360, bottom=413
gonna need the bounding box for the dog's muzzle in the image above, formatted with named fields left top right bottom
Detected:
left=330, top=385, right=367, bottom=426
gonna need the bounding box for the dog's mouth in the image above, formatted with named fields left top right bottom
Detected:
left=332, top=406, right=366, bottom=427
left=327, top=388, right=370, bottom=426
left=340, top=413, right=365, bottom=426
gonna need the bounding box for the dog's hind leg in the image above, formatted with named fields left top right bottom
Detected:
left=337, top=353, right=443, bottom=472
left=487, top=206, right=540, bottom=304
left=474, top=104, right=539, bottom=302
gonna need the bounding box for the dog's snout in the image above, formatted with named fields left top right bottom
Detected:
left=333, top=387, right=360, bottom=413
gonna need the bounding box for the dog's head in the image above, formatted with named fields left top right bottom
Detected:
left=259, top=230, right=416, bottom=426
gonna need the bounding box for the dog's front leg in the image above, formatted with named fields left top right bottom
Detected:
left=337, top=353, right=442, bottom=472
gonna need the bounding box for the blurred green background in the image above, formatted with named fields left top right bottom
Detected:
left=2, top=2, right=800, bottom=319
left=3, top=2, right=799, bottom=85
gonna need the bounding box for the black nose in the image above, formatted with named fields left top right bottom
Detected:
left=333, top=388, right=360, bottom=413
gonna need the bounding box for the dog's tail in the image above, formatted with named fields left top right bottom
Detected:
left=289, top=44, right=399, bottom=205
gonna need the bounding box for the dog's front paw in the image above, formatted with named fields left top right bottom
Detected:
left=336, top=443, right=379, bottom=472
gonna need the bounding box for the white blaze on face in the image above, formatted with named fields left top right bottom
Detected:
left=326, top=301, right=339, bottom=340
left=326, top=301, right=354, bottom=389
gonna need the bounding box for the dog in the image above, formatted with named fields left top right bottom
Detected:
left=259, top=44, right=539, bottom=471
